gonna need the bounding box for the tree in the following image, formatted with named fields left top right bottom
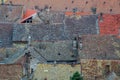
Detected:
left=70, top=71, right=83, bottom=80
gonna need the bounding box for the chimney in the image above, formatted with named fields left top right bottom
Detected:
left=9, top=1, right=13, bottom=5
left=1, top=0, right=4, bottom=5
left=78, top=35, right=82, bottom=50
left=73, top=37, right=77, bottom=50
left=79, top=42, right=82, bottom=50
left=100, top=13, right=103, bottom=22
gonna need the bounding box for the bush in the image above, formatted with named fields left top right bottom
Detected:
left=70, top=71, right=83, bottom=80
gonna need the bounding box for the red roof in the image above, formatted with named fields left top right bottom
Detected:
left=99, top=14, right=120, bottom=36
left=6, top=0, right=120, bottom=14
left=65, top=11, right=91, bottom=16
left=21, top=9, right=37, bottom=23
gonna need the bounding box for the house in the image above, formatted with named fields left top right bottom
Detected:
left=78, top=35, right=120, bottom=60
left=99, top=14, right=120, bottom=36
left=0, top=64, right=22, bottom=80
left=6, top=0, right=120, bottom=14
left=0, top=4, right=23, bottom=23
left=21, top=9, right=37, bottom=23
left=0, top=23, right=13, bottom=47
left=13, top=15, right=98, bottom=41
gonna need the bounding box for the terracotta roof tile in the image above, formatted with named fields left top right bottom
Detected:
left=65, top=11, right=91, bottom=16
left=21, top=9, right=37, bottom=22
left=6, top=0, right=120, bottom=14
left=99, top=14, right=120, bottom=35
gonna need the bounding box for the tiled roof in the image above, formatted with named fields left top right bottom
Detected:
left=0, top=23, right=13, bottom=47
left=13, top=24, right=68, bottom=41
left=99, top=14, right=120, bottom=35
left=0, top=48, right=22, bottom=61
left=0, top=4, right=23, bottom=22
left=65, top=15, right=98, bottom=38
left=30, top=41, right=77, bottom=62
left=65, top=11, right=91, bottom=16
left=6, top=0, right=120, bottom=14
left=0, top=64, right=22, bottom=80
left=13, top=15, right=97, bottom=41
left=21, top=9, right=37, bottom=23
left=79, top=35, right=120, bottom=60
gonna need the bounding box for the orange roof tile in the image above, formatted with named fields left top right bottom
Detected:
left=65, top=11, right=91, bottom=16
left=6, top=0, right=120, bottom=14
left=99, top=14, right=120, bottom=36
left=21, top=9, right=37, bottom=23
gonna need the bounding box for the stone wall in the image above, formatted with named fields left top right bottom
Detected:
left=81, top=59, right=120, bottom=80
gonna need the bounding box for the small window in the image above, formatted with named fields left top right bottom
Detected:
left=6, top=15, right=8, bottom=18
left=86, top=1, right=88, bottom=4
left=58, top=53, right=61, bottom=55
left=91, top=7, right=97, bottom=14
left=105, top=65, right=110, bottom=75
left=44, top=78, right=47, bottom=80
left=103, top=1, right=106, bottom=4
left=110, top=9, right=112, bottom=12
left=71, top=55, right=75, bottom=57
left=65, top=7, right=68, bottom=10
left=35, top=5, right=39, bottom=9
left=72, top=0, right=74, bottom=3
left=23, top=17, right=32, bottom=23
left=49, top=6, right=52, bottom=9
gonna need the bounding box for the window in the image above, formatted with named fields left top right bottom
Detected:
left=86, top=1, right=88, bottom=4
left=0, top=40, right=2, bottom=46
left=72, top=0, right=74, bottom=3
left=103, top=1, right=106, bottom=4
left=110, top=9, right=112, bottom=12
left=65, top=7, right=68, bottom=10
left=105, top=65, right=110, bottom=75
left=23, top=17, right=32, bottom=23
left=58, top=53, right=61, bottom=55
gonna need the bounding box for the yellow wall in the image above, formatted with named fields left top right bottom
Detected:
left=33, top=64, right=81, bottom=80
left=0, top=0, right=7, bottom=3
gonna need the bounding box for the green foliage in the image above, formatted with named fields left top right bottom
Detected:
left=70, top=71, right=83, bottom=80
